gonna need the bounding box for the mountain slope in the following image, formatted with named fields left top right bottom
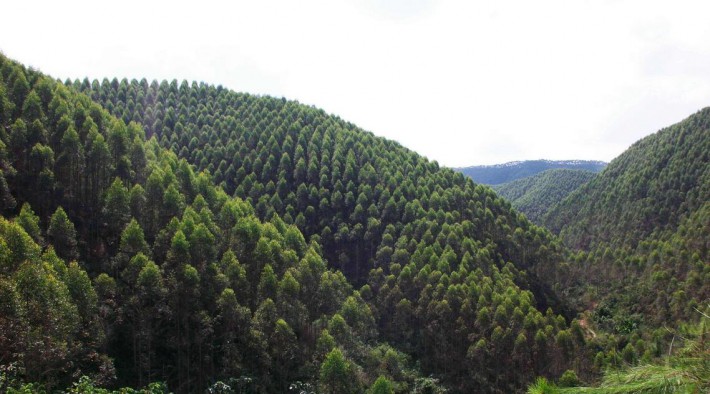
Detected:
left=543, top=109, right=710, bottom=333
left=456, top=160, right=606, bottom=185
left=74, top=78, right=582, bottom=392
left=0, top=54, right=425, bottom=393
left=493, top=169, right=597, bottom=224
left=545, top=109, right=710, bottom=251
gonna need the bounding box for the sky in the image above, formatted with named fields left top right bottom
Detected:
left=2, top=0, right=710, bottom=167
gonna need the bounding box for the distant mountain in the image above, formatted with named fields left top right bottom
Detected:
left=493, top=169, right=597, bottom=224
left=455, top=160, right=607, bottom=185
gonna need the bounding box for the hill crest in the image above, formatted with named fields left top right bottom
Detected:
left=455, top=159, right=606, bottom=185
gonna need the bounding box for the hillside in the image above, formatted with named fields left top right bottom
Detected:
left=545, top=110, right=710, bottom=251
left=0, top=55, right=584, bottom=393
left=455, top=160, right=606, bottom=185
left=72, top=77, right=586, bottom=393
left=542, top=109, right=710, bottom=349
left=0, top=53, right=409, bottom=393
left=493, top=169, right=597, bottom=224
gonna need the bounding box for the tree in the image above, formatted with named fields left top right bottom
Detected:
left=215, top=287, right=251, bottom=378
left=58, top=125, right=85, bottom=201
left=0, top=170, right=16, bottom=212
left=22, top=90, right=43, bottom=122
left=257, top=264, right=278, bottom=302
left=129, top=184, right=147, bottom=225
left=11, top=253, right=80, bottom=384
left=16, top=203, right=42, bottom=244
left=47, top=206, right=78, bottom=261
left=8, top=119, right=27, bottom=172
left=28, top=143, right=54, bottom=215
left=319, top=348, right=358, bottom=394
left=85, top=131, right=112, bottom=212
left=133, top=260, right=166, bottom=385
left=103, top=178, right=130, bottom=247
left=368, top=376, right=394, bottom=394
left=0, top=80, right=13, bottom=126
left=188, top=223, right=215, bottom=265
left=269, top=319, right=298, bottom=391
left=9, top=69, right=29, bottom=113
left=113, top=219, right=150, bottom=277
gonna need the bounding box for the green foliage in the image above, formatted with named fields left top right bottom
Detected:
left=528, top=314, right=710, bottom=393
left=557, top=370, right=579, bottom=387
left=319, top=348, right=358, bottom=394
left=546, top=111, right=710, bottom=251
left=103, top=177, right=130, bottom=244
left=368, top=375, right=395, bottom=394
left=16, top=203, right=41, bottom=244
left=527, top=377, right=556, bottom=394
left=64, top=376, right=169, bottom=393
left=539, top=109, right=710, bottom=346
left=76, top=67, right=576, bottom=393
left=47, top=206, right=78, bottom=261
left=1, top=54, right=410, bottom=392
left=10, top=51, right=706, bottom=394
left=494, top=169, right=597, bottom=224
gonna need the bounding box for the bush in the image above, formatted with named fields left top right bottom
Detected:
left=557, top=370, right=579, bottom=387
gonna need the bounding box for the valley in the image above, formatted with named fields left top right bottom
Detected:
left=0, top=53, right=707, bottom=394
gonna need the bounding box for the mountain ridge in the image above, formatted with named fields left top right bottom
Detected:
left=456, top=159, right=607, bottom=185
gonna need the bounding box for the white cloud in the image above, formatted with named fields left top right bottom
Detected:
left=2, top=0, right=710, bottom=166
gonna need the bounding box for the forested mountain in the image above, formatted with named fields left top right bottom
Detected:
left=2, top=48, right=706, bottom=393
left=456, top=160, right=606, bottom=185
left=493, top=169, right=597, bottom=224
left=0, top=54, right=587, bottom=393
left=542, top=109, right=709, bottom=366
left=0, top=53, right=407, bottom=393
left=71, top=76, right=587, bottom=393
left=545, top=110, right=709, bottom=251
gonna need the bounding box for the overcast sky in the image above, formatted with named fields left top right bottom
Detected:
left=2, top=0, right=710, bottom=166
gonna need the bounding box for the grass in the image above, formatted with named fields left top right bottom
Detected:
left=528, top=313, right=708, bottom=394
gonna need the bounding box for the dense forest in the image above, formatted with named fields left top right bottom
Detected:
left=0, top=51, right=707, bottom=394
left=492, top=169, right=597, bottom=224
left=543, top=109, right=709, bottom=323
left=0, top=55, right=586, bottom=393
left=456, top=160, right=606, bottom=185
left=0, top=54, right=404, bottom=393
left=70, top=73, right=588, bottom=393
left=537, top=110, right=710, bottom=392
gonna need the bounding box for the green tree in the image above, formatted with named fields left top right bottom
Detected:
left=368, top=376, right=394, bottom=394
left=47, top=206, right=78, bottom=261
left=58, top=125, right=84, bottom=201
left=103, top=177, right=131, bottom=247
left=319, top=348, right=358, bottom=394
left=0, top=170, right=16, bottom=212
left=16, top=203, right=42, bottom=244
